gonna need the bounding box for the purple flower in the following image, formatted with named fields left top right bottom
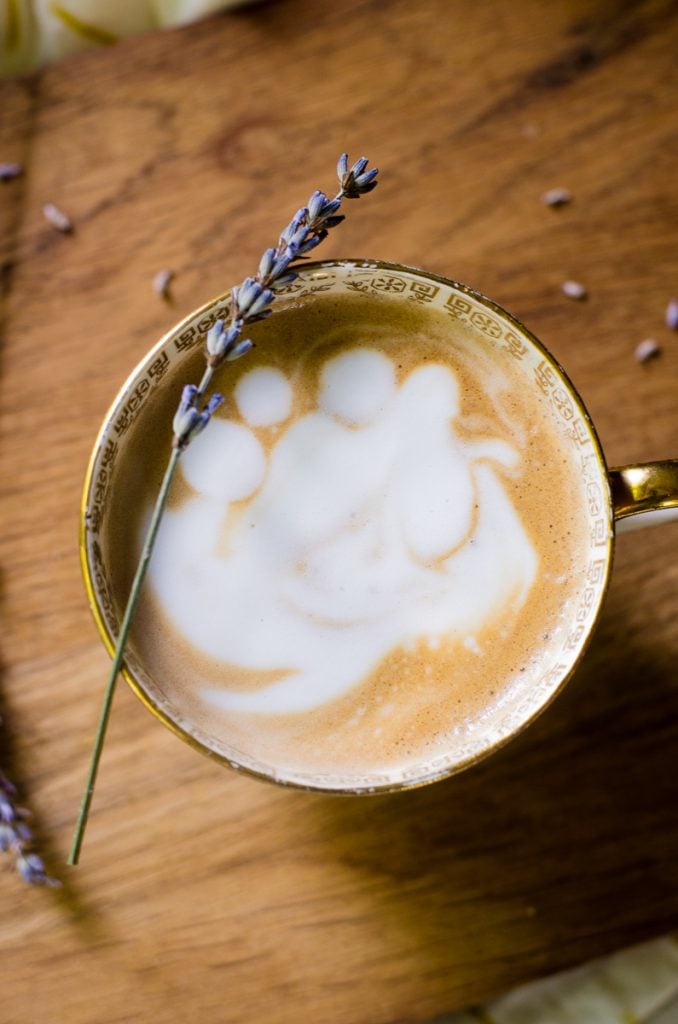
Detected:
left=225, top=339, right=253, bottom=362
left=280, top=208, right=308, bottom=245
left=17, top=852, right=58, bottom=887
left=258, top=247, right=277, bottom=280
left=237, top=277, right=261, bottom=313
left=173, top=388, right=224, bottom=447
left=172, top=384, right=200, bottom=442
left=248, top=288, right=274, bottom=317
left=337, top=155, right=380, bottom=198
left=666, top=299, right=678, bottom=331
left=1, top=769, right=59, bottom=886
left=307, top=190, right=328, bottom=221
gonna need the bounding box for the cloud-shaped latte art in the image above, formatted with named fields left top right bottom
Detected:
left=147, top=349, right=538, bottom=714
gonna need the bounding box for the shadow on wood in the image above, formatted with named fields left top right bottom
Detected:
left=310, top=551, right=678, bottom=989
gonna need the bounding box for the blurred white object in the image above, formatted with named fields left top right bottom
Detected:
left=1, top=0, right=254, bottom=75
left=444, top=936, right=678, bottom=1024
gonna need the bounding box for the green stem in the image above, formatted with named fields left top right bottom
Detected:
left=68, top=445, right=182, bottom=866
left=68, top=365, right=217, bottom=865
left=197, top=364, right=214, bottom=399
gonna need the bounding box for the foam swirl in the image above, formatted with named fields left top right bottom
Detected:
left=147, top=348, right=538, bottom=714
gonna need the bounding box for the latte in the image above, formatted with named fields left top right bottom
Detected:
left=102, top=282, right=597, bottom=788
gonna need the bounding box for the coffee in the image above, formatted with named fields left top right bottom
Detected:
left=104, top=283, right=595, bottom=788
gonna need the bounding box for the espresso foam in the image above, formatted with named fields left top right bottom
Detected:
left=112, top=292, right=592, bottom=785
left=149, top=354, right=538, bottom=716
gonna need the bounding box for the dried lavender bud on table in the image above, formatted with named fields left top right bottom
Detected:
left=0, top=766, right=59, bottom=886
left=543, top=187, right=572, bottom=207
left=153, top=269, right=174, bottom=299
left=0, top=162, right=23, bottom=181
left=635, top=338, right=661, bottom=363
left=561, top=280, right=587, bottom=301
left=666, top=298, right=678, bottom=330
left=42, top=202, right=72, bottom=233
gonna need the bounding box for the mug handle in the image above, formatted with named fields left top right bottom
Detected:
left=609, top=459, right=678, bottom=531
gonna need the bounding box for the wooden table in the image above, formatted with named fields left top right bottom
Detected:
left=1, top=1, right=677, bottom=1020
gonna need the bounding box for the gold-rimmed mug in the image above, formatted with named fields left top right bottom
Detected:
left=81, top=260, right=678, bottom=793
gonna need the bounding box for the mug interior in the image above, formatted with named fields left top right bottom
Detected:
left=82, top=260, right=614, bottom=792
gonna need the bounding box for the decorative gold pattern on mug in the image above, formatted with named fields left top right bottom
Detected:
left=502, top=331, right=528, bottom=360
left=174, top=325, right=199, bottom=352
left=444, top=294, right=473, bottom=319
left=534, top=360, right=557, bottom=394
left=87, top=438, right=118, bottom=536
left=113, top=378, right=150, bottom=436
left=407, top=281, right=439, bottom=303
left=91, top=540, right=118, bottom=635
left=470, top=310, right=503, bottom=338
left=148, top=351, right=170, bottom=381
left=588, top=560, right=606, bottom=586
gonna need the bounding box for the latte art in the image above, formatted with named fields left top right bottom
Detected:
left=149, top=350, right=538, bottom=714
left=112, top=289, right=593, bottom=786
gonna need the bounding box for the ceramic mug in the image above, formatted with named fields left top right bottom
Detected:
left=81, top=260, right=678, bottom=792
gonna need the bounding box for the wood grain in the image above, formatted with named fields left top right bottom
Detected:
left=1, top=1, right=677, bottom=1021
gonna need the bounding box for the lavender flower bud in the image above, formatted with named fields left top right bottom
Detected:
left=248, top=288, right=274, bottom=317
left=172, top=384, right=199, bottom=442
left=0, top=772, right=17, bottom=796
left=15, top=821, right=32, bottom=842
left=319, top=197, right=341, bottom=218
left=308, top=190, right=327, bottom=221
left=182, top=393, right=225, bottom=445
left=205, top=319, right=226, bottom=357
left=204, top=393, right=225, bottom=416
left=270, top=253, right=292, bottom=279
left=354, top=168, right=379, bottom=189
left=0, top=823, right=14, bottom=851
left=174, top=384, right=198, bottom=415
left=337, top=152, right=349, bottom=181
left=281, top=208, right=308, bottom=244
left=666, top=299, right=678, bottom=330
left=237, top=277, right=262, bottom=313
left=0, top=162, right=23, bottom=181
left=350, top=156, right=369, bottom=178
left=17, top=852, right=58, bottom=886
left=258, top=247, right=276, bottom=280
left=17, top=852, right=43, bottom=881
left=225, top=338, right=253, bottom=361
left=206, top=320, right=242, bottom=361
left=1, top=795, right=16, bottom=822
left=340, top=156, right=379, bottom=198
left=298, top=234, right=322, bottom=254
left=288, top=226, right=309, bottom=252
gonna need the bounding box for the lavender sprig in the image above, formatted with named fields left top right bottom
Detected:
left=69, top=155, right=379, bottom=865
left=202, top=154, right=379, bottom=369
left=1, top=767, right=59, bottom=886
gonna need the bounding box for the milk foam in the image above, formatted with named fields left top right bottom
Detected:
left=147, top=347, right=538, bottom=715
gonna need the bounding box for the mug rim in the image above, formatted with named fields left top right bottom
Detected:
left=81, top=259, right=615, bottom=793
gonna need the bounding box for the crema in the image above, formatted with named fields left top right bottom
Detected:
left=107, top=291, right=592, bottom=787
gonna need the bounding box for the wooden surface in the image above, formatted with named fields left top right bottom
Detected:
left=1, top=1, right=678, bottom=1021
